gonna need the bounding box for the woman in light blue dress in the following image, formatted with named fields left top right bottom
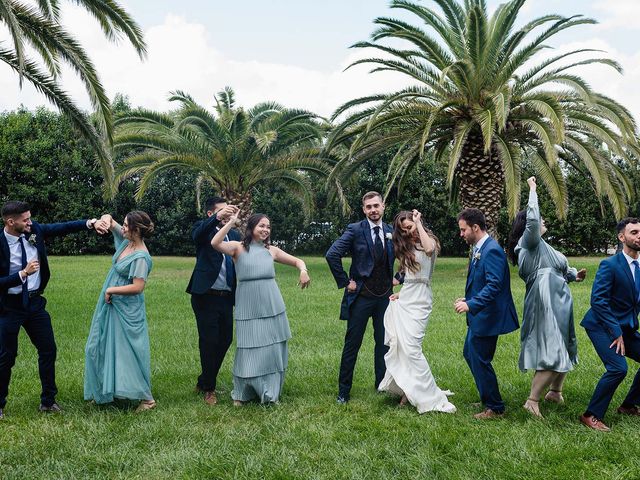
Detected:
left=507, top=177, right=586, bottom=418
left=84, top=211, right=156, bottom=412
left=212, top=213, right=310, bottom=405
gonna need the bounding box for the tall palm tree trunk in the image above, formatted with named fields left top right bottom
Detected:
left=455, top=133, right=504, bottom=239
left=225, top=190, right=253, bottom=231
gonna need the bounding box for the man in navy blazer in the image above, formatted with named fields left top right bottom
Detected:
left=580, top=217, right=640, bottom=432
left=455, top=208, right=519, bottom=419
left=186, top=197, right=240, bottom=405
left=326, top=191, right=399, bottom=403
left=0, top=201, right=105, bottom=418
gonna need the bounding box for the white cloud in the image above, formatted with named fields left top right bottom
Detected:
left=592, top=0, right=640, bottom=31
left=0, top=6, right=409, bottom=119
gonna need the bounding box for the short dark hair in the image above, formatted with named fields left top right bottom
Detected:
left=1, top=201, right=30, bottom=219
left=362, top=191, right=382, bottom=205
left=617, top=217, right=640, bottom=234
left=457, top=208, right=487, bottom=231
left=125, top=210, right=155, bottom=238
left=205, top=196, right=226, bottom=212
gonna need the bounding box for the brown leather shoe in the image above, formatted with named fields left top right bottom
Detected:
left=580, top=414, right=610, bottom=432
left=473, top=408, right=504, bottom=419
left=617, top=405, right=640, bottom=416
left=204, top=391, right=218, bottom=406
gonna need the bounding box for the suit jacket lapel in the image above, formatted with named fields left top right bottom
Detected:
left=384, top=223, right=393, bottom=269
left=466, top=236, right=492, bottom=292
left=362, top=220, right=374, bottom=258
left=618, top=253, right=637, bottom=302
left=0, top=232, right=9, bottom=267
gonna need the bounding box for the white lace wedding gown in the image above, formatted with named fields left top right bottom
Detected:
left=378, top=249, right=456, bottom=413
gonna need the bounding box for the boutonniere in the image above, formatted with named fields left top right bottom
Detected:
left=473, top=252, right=481, bottom=261
left=385, top=232, right=392, bottom=240
left=28, top=234, right=37, bottom=246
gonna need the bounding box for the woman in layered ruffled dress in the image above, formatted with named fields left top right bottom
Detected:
left=507, top=177, right=586, bottom=418
left=378, top=210, right=456, bottom=414
left=84, top=211, right=156, bottom=412
left=212, top=213, right=310, bottom=405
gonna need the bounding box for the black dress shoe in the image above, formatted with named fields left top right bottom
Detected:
left=336, top=395, right=349, bottom=405
left=39, top=402, right=62, bottom=413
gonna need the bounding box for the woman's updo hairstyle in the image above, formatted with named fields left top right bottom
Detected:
left=125, top=210, right=155, bottom=238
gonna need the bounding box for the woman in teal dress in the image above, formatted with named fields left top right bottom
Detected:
left=212, top=213, right=310, bottom=405
left=84, top=211, right=156, bottom=412
left=507, top=177, right=586, bottom=418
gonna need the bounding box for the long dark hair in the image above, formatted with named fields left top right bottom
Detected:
left=507, top=210, right=527, bottom=266
left=242, top=213, right=270, bottom=251
left=392, top=211, right=440, bottom=274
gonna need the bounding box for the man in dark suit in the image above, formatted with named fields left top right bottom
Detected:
left=186, top=197, right=240, bottom=405
left=455, top=208, right=519, bottom=419
left=0, top=201, right=106, bottom=418
left=580, top=217, right=640, bottom=432
left=326, top=191, right=399, bottom=404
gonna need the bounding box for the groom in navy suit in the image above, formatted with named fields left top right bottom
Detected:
left=580, top=218, right=640, bottom=432
left=455, top=208, right=518, bottom=419
left=186, top=197, right=240, bottom=406
left=0, top=201, right=105, bottom=419
left=326, top=191, right=399, bottom=403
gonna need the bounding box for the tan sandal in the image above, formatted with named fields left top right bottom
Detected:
left=135, top=400, right=157, bottom=413
left=523, top=398, right=543, bottom=418
left=544, top=390, right=564, bottom=404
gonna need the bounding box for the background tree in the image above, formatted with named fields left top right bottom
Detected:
left=113, top=87, right=338, bottom=225
left=327, top=0, right=639, bottom=237
left=0, top=0, right=146, bottom=191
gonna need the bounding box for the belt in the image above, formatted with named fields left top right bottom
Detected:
left=7, top=290, right=41, bottom=299
left=205, top=289, right=232, bottom=297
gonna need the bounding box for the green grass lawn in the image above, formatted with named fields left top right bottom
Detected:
left=0, top=255, right=638, bottom=479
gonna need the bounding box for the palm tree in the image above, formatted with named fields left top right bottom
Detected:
left=1, top=0, right=147, bottom=191
left=327, top=0, right=639, bottom=236
left=113, top=87, right=337, bottom=223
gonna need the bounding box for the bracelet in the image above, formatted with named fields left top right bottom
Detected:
left=300, top=269, right=308, bottom=273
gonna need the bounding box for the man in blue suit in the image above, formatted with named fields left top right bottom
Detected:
left=580, top=217, right=640, bottom=432
left=186, top=197, right=240, bottom=406
left=0, top=201, right=106, bottom=419
left=455, top=208, right=519, bottom=419
left=326, top=191, right=399, bottom=404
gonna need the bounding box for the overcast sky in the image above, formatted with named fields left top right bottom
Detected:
left=1, top=0, right=639, bottom=120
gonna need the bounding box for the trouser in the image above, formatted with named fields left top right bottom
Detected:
left=463, top=329, right=504, bottom=413
left=338, top=295, right=389, bottom=397
left=0, top=294, right=57, bottom=408
left=191, top=293, right=234, bottom=392
left=585, top=328, right=640, bottom=419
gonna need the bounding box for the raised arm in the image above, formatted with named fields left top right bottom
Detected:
left=272, top=247, right=310, bottom=289
left=192, top=205, right=237, bottom=244
left=412, top=210, right=437, bottom=254
left=521, top=177, right=541, bottom=250
left=211, top=215, right=242, bottom=258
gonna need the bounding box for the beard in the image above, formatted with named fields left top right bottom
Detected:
left=625, top=240, right=640, bottom=252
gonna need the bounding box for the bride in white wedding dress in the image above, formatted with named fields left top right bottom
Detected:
left=378, top=210, right=456, bottom=414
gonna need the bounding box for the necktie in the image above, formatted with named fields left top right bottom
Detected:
left=18, top=236, right=29, bottom=308
left=472, top=246, right=479, bottom=264
left=373, top=226, right=384, bottom=260
left=633, top=260, right=640, bottom=301
left=224, top=234, right=235, bottom=288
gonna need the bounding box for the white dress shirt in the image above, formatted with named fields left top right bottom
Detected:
left=367, top=219, right=385, bottom=246
left=4, top=229, right=41, bottom=294
left=474, top=233, right=490, bottom=252
left=211, top=230, right=231, bottom=291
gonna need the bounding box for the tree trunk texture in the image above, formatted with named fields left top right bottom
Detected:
left=225, top=190, right=253, bottom=232
left=455, top=132, right=504, bottom=239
